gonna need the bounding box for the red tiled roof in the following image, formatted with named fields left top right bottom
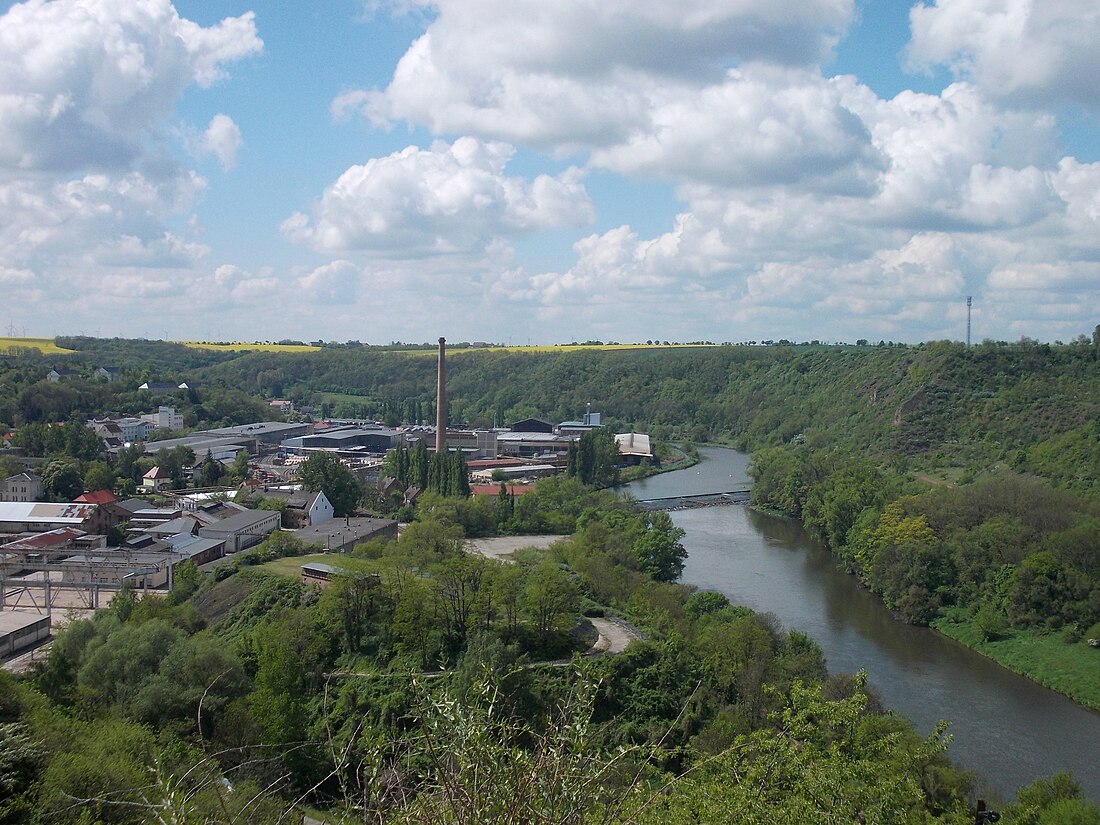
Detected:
left=74, top=489, right=117, bottom=505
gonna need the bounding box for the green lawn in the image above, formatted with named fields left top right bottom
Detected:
left=933, top=617, right=1100, bottom=710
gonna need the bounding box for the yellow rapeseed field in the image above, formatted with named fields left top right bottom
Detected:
left=0, top=337, right=75, bottom=354
left=398, top=343, right=711, bottom=356
left=180, top=341, right=321, bottom=353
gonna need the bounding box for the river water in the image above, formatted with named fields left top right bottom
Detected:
left=623, top=447, right=1100, bottom=803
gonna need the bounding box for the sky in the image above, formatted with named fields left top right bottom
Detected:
left=1, top=0, right=1098, bottom=346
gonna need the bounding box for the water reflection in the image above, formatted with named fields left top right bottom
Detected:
left=624, top=447, right=1100, bottom=803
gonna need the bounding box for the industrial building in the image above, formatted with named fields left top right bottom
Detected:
left=282, top=425, right=399, bottom=454
left=0, top=611, right=50, bottom=658
left=289, top=517, right=398, bottom=553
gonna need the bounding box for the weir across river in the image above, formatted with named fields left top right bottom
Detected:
left=633, top=485, right=752, bottom=511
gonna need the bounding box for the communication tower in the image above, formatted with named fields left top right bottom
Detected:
left=966, top=296, right=972, bottom=348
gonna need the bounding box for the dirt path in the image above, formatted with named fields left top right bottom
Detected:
left=463, top=536, right=645, bottom=656
left=586, top=616, right=643, bottom=655
left=465, top=535, right=561, bottom=561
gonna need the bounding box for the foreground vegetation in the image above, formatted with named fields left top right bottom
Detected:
left=11, top=479, right=1097, bottom=823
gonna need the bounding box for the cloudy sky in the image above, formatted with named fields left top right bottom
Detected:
left=1, top=0, right=1097, bottom=345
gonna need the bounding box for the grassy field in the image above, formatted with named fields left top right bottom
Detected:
left=932, top=616, right=1100, bottom=711
left=0, top=337, right=75, bottom=354
left=180, top=341, right=320, bottom=353
left=258, top=552, right=375, bottom=579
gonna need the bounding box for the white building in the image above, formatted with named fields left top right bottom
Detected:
left=0, top=472, right=44, bottom=503
left=142, top=406, right=184, bottom=431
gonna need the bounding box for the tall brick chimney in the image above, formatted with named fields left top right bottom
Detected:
left=435, top=337, right=447, bottom=453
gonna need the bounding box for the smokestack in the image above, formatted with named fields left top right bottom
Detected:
left=436, top=337, right=447, bottom=453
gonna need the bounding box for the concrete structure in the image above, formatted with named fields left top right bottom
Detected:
left=0, top=502, right=99, bottom=534
left=289, top=517, right=398, bottom=553
left=436, top=337, right=447, bottom=454
left=141, top=406, right=184, bottom=431
left=0, top=472, right=44, bottom=503
left=198, top=508, right=280, bottom=553
left=0, top=611, right=50, bottom=658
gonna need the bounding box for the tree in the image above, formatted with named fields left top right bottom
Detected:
left=567, top=428, right=620, bottom=488
left=41, top=459, right=83, bottom=501
left=634, top=512, right=688, bottom=582
left=229, top=449, right=251, bottom=483
left=83, top=460, right=116, bottom=493
left=297, top=452, right=361, bottom=516
left=154, top=445, right=195, bottom=490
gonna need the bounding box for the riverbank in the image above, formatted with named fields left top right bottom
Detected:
left=932, top=614, right=1100, bottom=712
left=617, top=441, right=699, bottom=484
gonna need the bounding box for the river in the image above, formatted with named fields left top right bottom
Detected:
left=623, top=446, right=1100, bottom=803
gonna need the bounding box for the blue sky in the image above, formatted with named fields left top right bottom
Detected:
left=1, top=0, right=1098, bottom=345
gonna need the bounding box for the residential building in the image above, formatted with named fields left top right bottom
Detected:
left=0, top=472, right=44, bottom=503
left=95, top=366, right=121, bottom=382
left=141, top=466, right=173, bottom=493
left=141, top=406, right=184, bottom=431
left=254, top=488, right=334, bottom=528
left=45, top=368, right=80, bottom=382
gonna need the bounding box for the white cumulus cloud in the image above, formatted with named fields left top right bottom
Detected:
left=282, top=136, right=594, bottom=255
left=200, top=114, right=242, bottom=170
left=907, top=0, right=1100, bottom=109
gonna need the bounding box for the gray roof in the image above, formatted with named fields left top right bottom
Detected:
left=200, top=508, right=280, bottom=532
left=200, top=422, right=307, bottom=438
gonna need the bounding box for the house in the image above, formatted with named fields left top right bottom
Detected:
left=255, top=488, right=334, bottom=528
left=197, top=508, right=281, bottom=553
left=90, top=416, right=150, bottom=443
left=0, top=472, right=44, bottom=503
left=95, top=366, right=121, bottom=382
left=46, top=368, right=81, bottom=382
left=141, top=466, right=173, bottom=493
left=138, top=381, right=179, bottom=393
